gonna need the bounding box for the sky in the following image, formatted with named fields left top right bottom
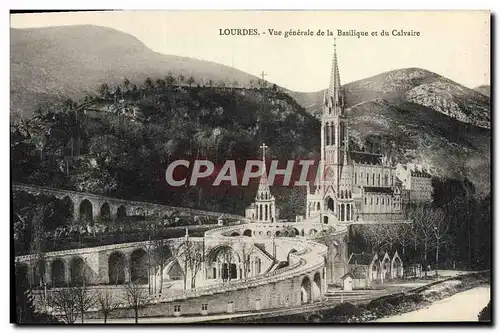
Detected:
left=10, top=10, right=490, bottom=92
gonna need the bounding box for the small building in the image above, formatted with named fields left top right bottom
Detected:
left=340, top=272, right=354, bottom=291
left=347, top=252, right=381, bottom=288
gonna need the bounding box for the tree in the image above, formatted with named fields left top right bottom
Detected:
left=396, top=223, right=412, bottom=255
left=430, top=207, right=448, bottom=271
left=165, top=73, right=176, bottom=87
left=97, top=289, right=118, bottom=324
left=150, top=238, right=172, bottom=294
left=123, top=282, right=151, bottom=323
left=187, top=76, right=195, bottom=87
left=144, top=77, right=154, bottom=92
left=47, top=287, right=79, bottom=323
left=171, top=237, right=204, bottom=289
left=239, top=240, right=256, bottom=279
left=98, top=83, right=110, bottom=99
left=74, top=283, right=97, bottom=323
left=122, top=78, right=131, bottom=92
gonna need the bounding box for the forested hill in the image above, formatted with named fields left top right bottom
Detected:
left=11, top=81, right=320, bottom=216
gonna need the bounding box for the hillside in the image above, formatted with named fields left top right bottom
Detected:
left=346, top=98, right=490, bottom=194
left=474, top=85, right=490, bottom=97
left=10, top=25, right=261, bottom=121
left=10, top=82, right=319, bottom=216
left=290, top=68, right=490, bottom=129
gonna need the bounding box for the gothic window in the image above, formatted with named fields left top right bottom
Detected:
left=346, top=204, right=350, bottom=221
left=265, top=205, right=268, bottom=220
left=370, top=197, right=373, bottom=205
left=325, top=123, right=330, bottom=146
left=378, top=174, right=381, bottom=186
left=366, top=174, right=369, bottom=184
left=391, top=176, right=394, bottom=185
left=332, top=124, right=336, bottom=145
left=349, top=191, right=352, bottom=198
left=376, top=197, right=379, bottom=205
left=259, top=205, right=262, bottom=220
left=364, top=197, right=367, bottom=205
left=340, top=204, right=345, bottom=221
left=382, top=198, right=384, bottom=205
left=372, top=173, right=375, bottom=185
left=354, top=172, right=357, bottom=184
left=385, top=175, right=388, bottom=186
left=317, top=202, right=320, bottom=210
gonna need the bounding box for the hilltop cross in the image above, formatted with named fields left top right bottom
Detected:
left=260, top=71, right=267, bottom=87
left=260, top=143, right=268, bottom=162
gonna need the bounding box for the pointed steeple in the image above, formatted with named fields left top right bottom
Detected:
left=256, top=143, right=272, bottom=200
left=325, top=38, right=344, bottom=112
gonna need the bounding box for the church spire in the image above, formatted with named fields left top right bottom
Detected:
left=325, top=38, right=344, bottom=112
left=256, top=143, right=271, bottom=199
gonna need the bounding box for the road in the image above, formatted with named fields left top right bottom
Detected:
left=376, top=286, right=490, bottom=322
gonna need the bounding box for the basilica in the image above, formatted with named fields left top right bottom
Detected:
left=305, top=40, right=404, bottom=225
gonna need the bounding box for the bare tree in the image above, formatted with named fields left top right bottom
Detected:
left=171, top=238, right=205, bottom=289
left=97, top=289, right=118, bottom=324
left=361, top=224, right=385, bottom=252
left=397, top=223, right=412, bottom=255
left=123, top=282, right=151, bottom=324
left=238, top=240, right=255, bottom=279
left=150, top=239, right=172, bottom=294
left=47, top=287, right=78, bottom=323
left=431, top=207, right=448, bottom=272
left=74, top=283, right=97, bottom=323
left=381, top=224, right=400, bottom=251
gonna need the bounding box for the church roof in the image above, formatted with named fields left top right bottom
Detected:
left=364, top=187, right=393, bottom=194
left=410, top=169, right=432, bottom=178
left=348, top=252, right=376, bottom=265
left=349, top=152, right=382, bottom=165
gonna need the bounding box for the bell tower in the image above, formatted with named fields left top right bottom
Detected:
left=321, top=39, right=348, bottom=199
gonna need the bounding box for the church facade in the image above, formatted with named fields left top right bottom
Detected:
left=306, top=42, right=404, bottom=225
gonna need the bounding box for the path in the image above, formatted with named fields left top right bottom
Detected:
left=376, top=286, right=490, bottom=322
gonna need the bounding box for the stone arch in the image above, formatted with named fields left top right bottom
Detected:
left=287, top=249, right=298, bottom=262
left=69, top=256, right=87, bottom=285
left=130, top=248, right=149, bottom=284
left=164, top=258, right=183, bottom=280
left=62, top=195, right=75, bottom=221
left=100, top=202, right=111, bottom=221
left=276, top=231, right=281, bottom=236
left=207, top=245, right=241, bottom=281
left=79, top=199, right=94, bottom=223
left=301, top=276, right=312, bottom=304
left=108, top=251, right=127, bottom=285
left=309, top=229, right=318, bottom=236
left=243, top=229, right=252, bottom=237
left=293, top=228, right=299, bottom=236
left=135, top=207, right=145, bottom=217
left=312, top=272, right=322, bottom=302
left=230, top=231, right=240, bottom=236
left=51, top=259, right=66, bottom=287
left=392, top=255, right=403, bottom=278
left=116, top=205, right=127, bottom=220
left=382, top=256, right=391, bottom=280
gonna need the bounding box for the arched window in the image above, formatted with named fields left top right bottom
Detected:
left=372, top=173, right=375, bottom=185
left=332, top=124, right=336, bottom=145
left=378, top=174, right=381, bottom=186
left=364, top=197, right=367, bottom=205
left=317, top=202, right=320, bottom=210
left=265, top=205, right=268, bottom=220
left=346, top=204, right=350, bottom=221
left=384, top=174, right=389, bottom=186
left=340, top=204, right=345, bottom=221
left=366, top=174, right=369, bottom=184
left=325, top=123, right=330, bottom=146
left=354, top=173, right=357, bottom=184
